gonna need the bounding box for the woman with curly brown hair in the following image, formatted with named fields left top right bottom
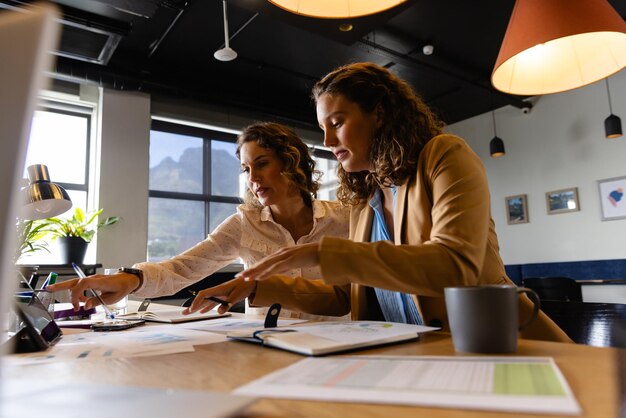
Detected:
left=50, top=122, right=350, bottom=320
left=230, top=63, right=570, bottom=342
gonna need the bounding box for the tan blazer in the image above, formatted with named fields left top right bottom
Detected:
left=256, top=135, right=571, bottom=342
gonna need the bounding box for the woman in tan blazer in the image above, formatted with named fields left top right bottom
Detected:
left=200, top=63, right=570, bottom=343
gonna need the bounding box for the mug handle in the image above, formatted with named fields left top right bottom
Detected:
left=517, top=287, right=540, bottom=330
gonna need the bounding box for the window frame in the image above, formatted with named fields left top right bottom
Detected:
left=149, top=119, right=243, bottom=240
left=30, top=101, right=92, bottom=196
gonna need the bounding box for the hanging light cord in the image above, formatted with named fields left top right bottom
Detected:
left=606, top=78, right=614, bottom=114
left=492, top=110, right=498, bottom=136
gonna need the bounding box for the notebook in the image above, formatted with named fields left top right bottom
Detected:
left=120, top=309, right=230, bottom=324
left=227, top=321, right=439, bottom=356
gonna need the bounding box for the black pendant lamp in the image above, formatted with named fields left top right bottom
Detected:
left=489, top=111, right=505, bottom=158
left=604, top=78, right=623, bottom=139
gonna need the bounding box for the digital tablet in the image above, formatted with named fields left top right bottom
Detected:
left=11, top=293, right=63, bottom=352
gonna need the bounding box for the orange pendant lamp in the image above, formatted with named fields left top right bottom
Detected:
left=492, top=0, right=626, bottom=95
left=267, top=0, right=406, bottom=19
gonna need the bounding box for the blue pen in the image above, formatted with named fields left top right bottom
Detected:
left=40, top=272, right=57, bottom=289
left=71, top=262, right=116, bottom=320
left=38, top=272, right=57, bottom=312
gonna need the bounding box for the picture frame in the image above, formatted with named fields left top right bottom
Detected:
left=597, top=175, right=626, bottom=221
left=545, top=187, right=580, bottom=214
left=505, top=194, right=529, bottom=225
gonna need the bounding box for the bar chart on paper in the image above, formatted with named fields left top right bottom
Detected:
left=234, top=356, right=581, bottom=415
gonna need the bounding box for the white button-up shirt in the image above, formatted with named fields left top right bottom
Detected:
left=132, top=199, right=349, bottom=318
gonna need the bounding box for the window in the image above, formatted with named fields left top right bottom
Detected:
left=24, top=105, right=91, bottom=209
left=148, top=120, right=242, bottom=261
left=312, top=147, right=339, bottom=201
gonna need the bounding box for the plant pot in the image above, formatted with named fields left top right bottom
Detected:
left=58, top=236, right=89, bottom=265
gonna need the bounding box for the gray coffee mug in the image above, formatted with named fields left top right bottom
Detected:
left=444, top=285, right=540, bottom=353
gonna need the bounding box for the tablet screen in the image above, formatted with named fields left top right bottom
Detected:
left=14, top=293, right=62, bottom=347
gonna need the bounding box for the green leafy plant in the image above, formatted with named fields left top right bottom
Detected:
left=15, top=219, right=50, bottom=262
left=37, top=207, right=119, bottom=242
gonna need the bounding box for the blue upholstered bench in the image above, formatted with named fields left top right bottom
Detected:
left=505, top=258, right=626, bottom=286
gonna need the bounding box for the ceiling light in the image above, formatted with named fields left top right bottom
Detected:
left=604, top=78, right=623, bottom=139
left=214, top=0, right=237, bottom=62
left=338, top=23, right=353, bottom=32
left=492, top=0, right=626, bottom=95
left=489, top=111, right=505, bottom=158
left=267, top=0, right=406, bottom=19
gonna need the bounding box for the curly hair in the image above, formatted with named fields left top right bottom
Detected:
left=236, top=122, right=321, bottom=207
left=312, top=62, right=444, bottom=204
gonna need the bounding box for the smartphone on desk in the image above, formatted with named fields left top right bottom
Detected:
left=91, top=319, right=145, bottom=332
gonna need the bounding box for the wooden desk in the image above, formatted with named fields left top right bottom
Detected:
left=3, top=331, right=621, bottom=418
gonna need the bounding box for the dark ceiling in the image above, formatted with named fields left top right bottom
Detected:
left=4, top=0, right=626, bottom=129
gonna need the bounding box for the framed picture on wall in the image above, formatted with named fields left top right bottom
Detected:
left=546, top=187, right=580, bottom=214
left=597, top=175, right=626, bottom=221
left=505, top=194, right=529, bottom=224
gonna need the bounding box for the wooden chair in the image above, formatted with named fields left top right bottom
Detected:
left=539, top=300, right=626, bottom=348
left=522, top=276, right=583, bottom=302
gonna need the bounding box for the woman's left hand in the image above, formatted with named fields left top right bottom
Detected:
left=183, top=277, right=256, bottom=315
left=236, top=242, right=320, bottom=282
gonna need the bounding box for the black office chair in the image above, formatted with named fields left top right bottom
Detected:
left=522, top=276, right=583, bottom=302
left=539, top=300, right=626, bottom=348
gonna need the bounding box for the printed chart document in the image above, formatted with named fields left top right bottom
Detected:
left=227, top=321, right=438, bottom=356
left=120, top=309, right=230, bottom=323
left=234, top=355, right=581, bottom=415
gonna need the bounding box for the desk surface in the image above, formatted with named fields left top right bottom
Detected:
left=4, top=327, right=622, bottom=418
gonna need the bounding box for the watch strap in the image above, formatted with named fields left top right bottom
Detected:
left=118, top=267, right=144, bottom=294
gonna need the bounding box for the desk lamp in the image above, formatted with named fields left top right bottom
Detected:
left=21, top=164, right=72, bottom=220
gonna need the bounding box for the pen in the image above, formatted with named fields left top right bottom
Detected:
left=16, top=289, right=51, bottom=294
left=71, top=262, right=116, bottom=320
left=204, top=296, right=230, bottom=307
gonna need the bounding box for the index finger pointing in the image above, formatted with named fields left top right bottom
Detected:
left=46, top=278, right=81, bottom=292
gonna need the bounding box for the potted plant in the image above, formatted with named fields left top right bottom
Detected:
left=37, top=208, right=119, bottom=264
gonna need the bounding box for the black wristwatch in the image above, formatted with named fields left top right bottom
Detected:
left=118, top=267, right=144, bottom=293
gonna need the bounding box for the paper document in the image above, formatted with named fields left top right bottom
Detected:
left=234, top=355, right=581, bottom=415
left=4, top=324, right=227, bottom=366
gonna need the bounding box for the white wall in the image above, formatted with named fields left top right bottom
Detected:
left=447, top=70, right=626, bottom=265
left=95, top=88, right=151, bottom=270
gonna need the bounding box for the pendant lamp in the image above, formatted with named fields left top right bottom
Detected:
left=492, top=0, right=626, bottom=95
left=267, top=0, right=406, bottom=19
left=604, top=78, right=623, bottom=138
left=21, top=164, right=72, bottom=220
left=489, top=111, right=505, bottom=158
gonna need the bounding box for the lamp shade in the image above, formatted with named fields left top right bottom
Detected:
left=490, top=137, right=506, bottom=158
left=267, top=0, right=406, bottom=18
left=492, top=0, right=626, bottom=95
left=21, top=164, right=72, bottom=220
left=605, top=114, right=623, bottom=138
